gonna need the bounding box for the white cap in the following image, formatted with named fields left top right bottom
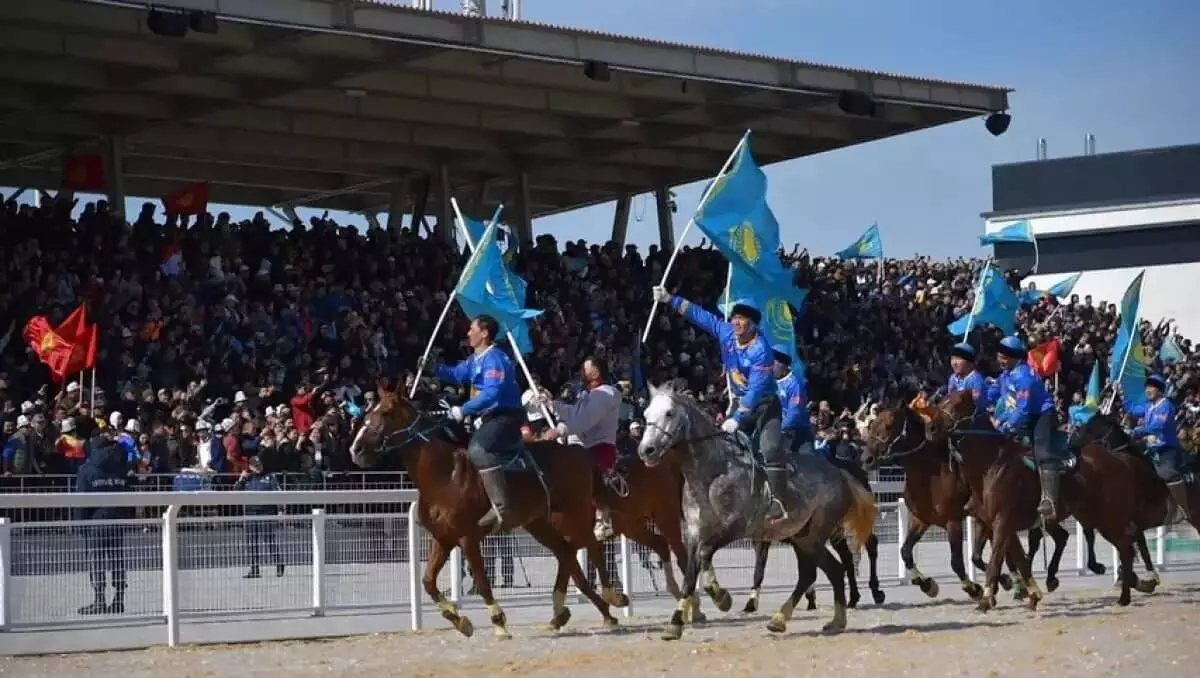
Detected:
left=66, top=382, right=79, bottom=393
left=20, top=401, right=35, bottom=413
left=264, top=405, right=275, bottom=417
left=234, top=391, right=248, bottom=404
left=61, top=418, right=76, bottom=432
left=125, top=419, right=140, bottom=433
left=195, top=420, right=213, bottom=431
left=16, top=415, right=30, bottom=428
left=109, top=411, right=124, bottom=428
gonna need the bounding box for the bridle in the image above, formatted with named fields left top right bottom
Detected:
left=866, top=407, right=928, bottom=463
left=642, top=395, right=728, bottom=455
left=362, top=399, right=450, bottom=457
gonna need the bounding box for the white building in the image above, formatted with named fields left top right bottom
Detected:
left=982, top=143, right=1200, bottom=339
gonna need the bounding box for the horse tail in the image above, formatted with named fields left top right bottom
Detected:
left=838, top=469, right=877, bottom=553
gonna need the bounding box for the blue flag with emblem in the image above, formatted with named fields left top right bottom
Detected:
left=693, top=134, right=808, bottom=323
left=1069, top=361, right=1103, bottom=427
left=946, top=262, right=1020, bottom=337
left=1109, top=271, right=1149, bottom=411
left=1046, top=272, right=1082, bottom=298
left=455, top=220, right=541, bottom=354
left=1159, top=335, right=1185, bottom=366
left=979, top=220, right=1035, bottom=245
left=835, top=223, right=883, bottom=260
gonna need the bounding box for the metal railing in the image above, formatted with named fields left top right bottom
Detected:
left=0, top=488, right=1192, bottom=653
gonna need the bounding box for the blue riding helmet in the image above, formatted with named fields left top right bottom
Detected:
left=997, top=335, right=1027, bottom=358
left=1146, top=374, right=1167, bottom=390
left=951, top=342, right=976, bottom=362
left=728, top=298, right=762, bottom=325
left=772, top=349, right=792, bottom=366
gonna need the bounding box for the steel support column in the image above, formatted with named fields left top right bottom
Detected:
left=438, top=164, right=455, bottom=244
left=654, top=188, right=675, bottom=251
left=386, top=182, right=407, bottom=230
left=105, top=137, right=126, bottom=218
left=610, top=194, right=632, bottom=247
left=512, top=171, right=533, bottom=250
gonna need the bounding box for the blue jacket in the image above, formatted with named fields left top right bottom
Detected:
left=74, top=436, right=132, bottom=521
left=115, top=432, right=139, bottom=467
left=995, top=362, right=1053, bottom=434
left=671, top=296, right=776, bottom=424
left=1129, top=397, right=1180, bottom=451
left=235, top=472, right=283, bottom=516
left=777, top=371, right=810, bottom=433
left=947, top=370, right=991, bottom=410
left=435, top=345, right=523, bottom=416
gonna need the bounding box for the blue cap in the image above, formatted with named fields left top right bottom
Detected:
left=772, top=349, right=792, bottom=366
left=998, top=335, right=1027, bottom=357
left=951, top=343, right=976, bottom=361
left=1146, top=374, right=1167, bottom=390
left=729, top=299, right=761, bottom=325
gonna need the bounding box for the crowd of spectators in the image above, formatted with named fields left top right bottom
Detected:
left=2, top=193, right=1198, bottom=485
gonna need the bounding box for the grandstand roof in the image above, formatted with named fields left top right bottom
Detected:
left=0, top=0, right=1011, bottom=218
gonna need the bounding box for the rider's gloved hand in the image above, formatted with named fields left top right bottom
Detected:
left=720, top=418, right=740, bottom=434
left=651, top=286, right=671, bottom=304
left=448, top=406, right=465, bottom=422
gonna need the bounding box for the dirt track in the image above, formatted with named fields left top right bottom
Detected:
left=3, top=582, right=1195, bottom=677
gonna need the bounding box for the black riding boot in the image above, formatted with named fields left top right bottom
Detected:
left=107, top=588, right=125, bottom=615
left=1037, top=466, right=1061, bottom=522
left=78, top=587, right=107, bottom=615
left=1167, top=480, right=1193, bottom=525
left=765, top=469, right=790, bottom=522
left=478, top=468, right=514, bottom=534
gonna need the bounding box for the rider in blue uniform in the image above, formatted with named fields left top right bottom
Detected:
left=1129, top=374, right=1194, bottom=523
left=652, top=287, right=786, bottom=522
left=993, top=335, right=1063, bottom=522
left=425, top=315, right=525, bottom=533
left=773, top=350, right=813, bottom=456
left=946, top=343, right=991, bottom=409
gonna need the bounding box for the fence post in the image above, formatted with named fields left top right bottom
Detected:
left=575, top=549, right=588, bottom=602
left=619, top=535, right=633, bottom=618
left=161, top=505, right=180, bottom=647
left=1155, top=526, right=1166, bottom=568
left=0, top=517, right=10, bottom=631
left=311, top=509, right=326, bottom=616
left=895, top=499, right=908, bottom=580
left=449, top=548, right=462, bottom=603
left=1074, top=520, right=1085, bottom=573
left=1111, top=543, right=1119, bottom=584
left=406, top=509, right=423, bottom=631
left=965, top=517, right=976, bottom=581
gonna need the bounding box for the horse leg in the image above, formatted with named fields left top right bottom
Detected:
left=1083, top=525, right=1107, bottom=574
left=654, top=508, right=704, bottom=623
left=1043, top=523, right=1071, bottom=593
left=865, top=532, right=886, bottom=605
left=424, top=538, right=475, bottom=637
left=817, top=545, right=849, bottom=633
left=1133, top=529, right=1160, bottom=593
left=742, top=540, right=770, bottom=614
left=460, top=537, right=510, bottom=639
left=946, top=519, right=983, bottom=600
left=700, top=545, right=734, bottom=613
left=901, top=519, right=938, bottom=597
left=971, top=516, right=1013, bottom=591
left=617, top=516, right=679, bottom=599
left=979, top=517, right=1013, bottom=612
left=585, top=538, right=630, bottom=611
left=1114, top=528, right=1137, bottom=607
left=766, top=539, right=820, bottom=634
left=832, top=538, right=861, bottom=608
left=662, top=535, right=702, bottom=641
left=523, top=518, right=617, bottom=630
left=1004, top=522, right=1042, bottom=611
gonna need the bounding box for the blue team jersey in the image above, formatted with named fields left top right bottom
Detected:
left=995, top=362, right=1053, bottom=434
left=671, top=296, right=776, bottom=424
left=947, top=370, right=991, bottom=410
left=776, top=371, right=810, bottom=432
left=435, top=345, right=523, bottom=416
left=1129, top=397, right=1180, bottom=450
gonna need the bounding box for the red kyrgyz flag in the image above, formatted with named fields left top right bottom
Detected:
left=61, top=154, right=106, bottom=191
left=22, top=316, right=77, bottom=382
left=54, top=304, right=98, bottom=375
left=1027, top=338, right=1061, bottom=378
left=163, top=182, right=210, bottom=215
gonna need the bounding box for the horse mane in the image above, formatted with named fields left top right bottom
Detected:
left=653, top=384, right=719, bottom=437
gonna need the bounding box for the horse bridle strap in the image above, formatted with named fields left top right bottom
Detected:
left=874, top=409, right=927, bottom=461
left=378, top=407, right=449, bottom=455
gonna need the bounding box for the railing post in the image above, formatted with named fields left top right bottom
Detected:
left=895, top=499, right=908, bottom=580
left=449, top=547, right=462, bottom=603
left=1074, top=520, right=1085, bottom=573
left=0, top=517, right=10, bottom=631
left=619, top=535, right=633, bottom=618
left=311, top=509, right=326, bottom=616
left=407, top=509, right=423, bottom=631
left=1111, top=543, right=1119, bottom=584
left=965, top=517, right=976, bottom=581
left=575, top=548, right=588, bottom=601
left=1155, top=526, right=1166, bottom=568
left=161, top=505, right=180, bottom=647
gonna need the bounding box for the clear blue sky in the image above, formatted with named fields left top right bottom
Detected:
left=11, top=0, right=1199, bottom=259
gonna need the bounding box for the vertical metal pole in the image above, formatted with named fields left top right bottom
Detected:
left=161, top=505, right=180, bottom=647
left=1075, top=520, right=1085, bottom=573
left=0, top=518, right=10, bottom=631
left=311, top=509, right=326, bottom=616
left=965, top=518, right=976, bottom=581
left=619, top=535, right=633, bottom=618
left=407, top=510, right=424, bottom=630
left=895, top=499, right=908, bottom=580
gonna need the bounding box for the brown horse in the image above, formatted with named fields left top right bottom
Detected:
left=937, top=390, right=1150, bottom=608
left=861, top=403, right=985, bottom=602
left=350, top=390, right=628, bottom=638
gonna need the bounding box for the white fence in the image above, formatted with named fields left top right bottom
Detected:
left=0, top=488, right=1194, bottom=652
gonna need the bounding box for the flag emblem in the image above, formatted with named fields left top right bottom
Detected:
left=728, top=221, right=761, bottom=265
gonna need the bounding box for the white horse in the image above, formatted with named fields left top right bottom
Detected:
left=637, top=382, right=877, bottom=640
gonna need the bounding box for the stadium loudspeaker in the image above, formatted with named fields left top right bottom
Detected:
left=189, top=11, right=219, bottom=35
left=836, top=90, right=877, bottom=117
left=985, top=112, right=1012, bottom=137
left=583, top=60, right=611, bottom=83
left=146, top=9, right=189, bottom=38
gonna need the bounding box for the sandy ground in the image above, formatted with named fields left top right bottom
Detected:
left=2, top=580, right=1195, bottom=678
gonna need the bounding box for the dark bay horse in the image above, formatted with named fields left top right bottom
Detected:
left=938, top=391, right=1149, bottom=608
left=861, top=403, right=985, bottom=602
left=350, top=390, right=627, bottom=638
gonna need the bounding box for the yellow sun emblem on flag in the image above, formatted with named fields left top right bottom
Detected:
left=765, top=298, right=792, bottom=337
left=40, top=333, right=56, bottom=352
left=177, top=192, right=194, bottom=208
left=727, top=221, right=760, bottom=265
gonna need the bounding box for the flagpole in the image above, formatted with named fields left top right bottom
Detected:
left=722, top=264, right=734, bottom=412
left=1037, top=304, right=1065, bottom=330
left=408, top=205, right=503, bottom=399
left=449, top=198, right=557, bottom=429
left=89, top=367, right=96, bottom=411
left=1031, top=238, right=1040, bottom=274
left=642, top=129, right=752, bottom=344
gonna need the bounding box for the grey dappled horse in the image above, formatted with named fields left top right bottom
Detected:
left=637, top=382, right=878, bottom=640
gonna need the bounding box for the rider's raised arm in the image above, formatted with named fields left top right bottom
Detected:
left=460, top=352, right=504, bottom=416
left=435, top=357, right=472, bottom=384
left=670, top=296, right=731, bottom=342
left=734, top=341, right=774, bottom=424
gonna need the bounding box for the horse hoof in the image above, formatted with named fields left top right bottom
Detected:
left=822, top=619, right=846, bottom=635
left=661, top=623, right=683, bottom=641
left=454, top=615, right=475, bottom=638
left=998, top=573, right=1014, bottom=591
left=848, top=592, right=860, bottom=609
left=1088, top=561, right=1107, bottom=576
left=546, top=607, right=571, bottom=630
left=742, top=599, right=758, bottom=614
left=766, top=614, right=787, bottom=633
left=977, top=595, right=996, bottom=612
left=872, top=589, right=886, bottom=605
left=691, top=609, right=707, bottom=625
left=1115, top=594, right=1131, bottom=607
left=1045, top=576, right=1060, bottom=593
left=963, top=582, right=984, bottom=601
left=1027, top=591, right=1043, bottom=611
left=920, top=579, right=939, bottom=598
left=1135, top=578, right=1158, bottom=595
left=493, top=625, right=512, bottom=640
left=604, top=591, right=630, bottom=608
left=602, top=616, right=619, bottom=628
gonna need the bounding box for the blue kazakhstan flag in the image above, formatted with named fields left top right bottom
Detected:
left=946, top=262, right=1020, bottom=336
left=455, top=220, right=542, bottom=354
left=1109, top=271, right=1149, bottom=410
left=836, top=223, right=883, bottom=260
left=1046, top=272, right=1082, bottom=298
left=1159, top=335, right=1186, bottom=366
left=1069, top=361, right=1103, bottom=427
left=463, top=217, right=516, bottom=264
left=979, top=220, right=1035, bottom=245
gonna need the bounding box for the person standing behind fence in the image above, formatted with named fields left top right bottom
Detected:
left=234, top=456, right=285, bottom=578
left=74, top=431, right=132, bottom=615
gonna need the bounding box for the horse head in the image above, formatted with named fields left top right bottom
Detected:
left=861, top=402, right=926, bottom=470
left=638, top=381, right=699, bottom=467
left=350, top=386, right=423, bottom=468
left=928, top=389, right=978, bottom=439
left=1072, top=411, right=1134, bottom=453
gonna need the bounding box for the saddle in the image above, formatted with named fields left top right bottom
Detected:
left=1012, top=429, right=1078, bottom=472
left=731, top=430, right=798, bottom=475
left=443, top=420, right=541, bottom=475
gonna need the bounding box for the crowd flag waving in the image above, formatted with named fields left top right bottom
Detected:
left=22, top=304, right=99, bottom=406
left=1069, top=361, right=1103, bottom=427
left=946, top=261, right=1020, bottom=337
left=980, top=219, right=1039, bottom=273
left=1105, top=271, right=1149, bottom=413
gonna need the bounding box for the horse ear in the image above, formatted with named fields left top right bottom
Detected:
left=647, top=382, right=659, bottom=397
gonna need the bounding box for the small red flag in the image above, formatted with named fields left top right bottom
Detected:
left=52, top=305, right=99, bottom=375
left=1027, top=338, right=1061, bottom=378
left=61, top=155, right=106, bottom=191
left=23, top=316, right=77, bottom=382
left=163, top=182, right=210, bottom=215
